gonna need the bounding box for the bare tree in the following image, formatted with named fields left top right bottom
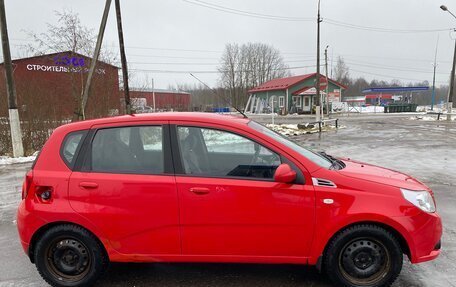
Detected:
left=218, top=43, right=289, bottom=110
left=23, top=10, right=116, bottom=63
left=22, top=10, right=117, bottom=120
left=333, top=56, right=350, bottom=86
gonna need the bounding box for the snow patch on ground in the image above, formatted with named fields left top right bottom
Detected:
left=266, top=123, right=341, bottom=136
left=0, top=152, right=37, bottom=165
left=410, top=115, right=456, bottom=121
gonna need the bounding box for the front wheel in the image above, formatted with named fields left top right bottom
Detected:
left=324, top=224, right=403, bottom=287
left=34, top=224, right=108, bottom=287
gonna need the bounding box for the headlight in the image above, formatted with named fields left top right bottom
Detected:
left=401, top=188, right=436, bottom=213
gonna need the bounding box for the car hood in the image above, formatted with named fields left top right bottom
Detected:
left=337, top=159, right=428, bottom=191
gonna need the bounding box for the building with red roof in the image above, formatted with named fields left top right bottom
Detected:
left=245, top=73, right=347, bottom=114
left=0, top=51, right=120, bottom=119
left=129, top=88, right=191, bottom=112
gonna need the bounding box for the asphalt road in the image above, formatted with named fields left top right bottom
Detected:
left=0, top=115, right=455, bottom=287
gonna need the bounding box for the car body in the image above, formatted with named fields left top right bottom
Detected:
left=17, top=112, right=442, bottom=287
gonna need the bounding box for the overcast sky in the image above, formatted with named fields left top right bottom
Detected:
left=2, top=0, right=456, bottom=89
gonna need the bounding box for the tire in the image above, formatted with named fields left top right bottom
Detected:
left=323, top=224, right=403, bottom=287
left=34, top=224, right=109, bottom=287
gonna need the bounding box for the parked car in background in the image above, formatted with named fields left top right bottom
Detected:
left=133, top=105, right=154, bottom=113
left=17, top=113, right=441, bottom=287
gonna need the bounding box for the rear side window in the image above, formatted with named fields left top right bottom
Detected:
left=91, top=126, right=163, bottom=174
left=61, top=130, right=87, bottom=169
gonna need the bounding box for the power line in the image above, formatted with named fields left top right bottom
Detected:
left=128, top=58, right=320, bottom=66
left=12, top=37, right=452, bottom=64
left=128, top=54, right=221, bottom=60
left=349, top=67, right=448, bottom=84
left=130, top=64, right=319, bottom=74
left=324, top=18, right=453, bottom=34
left=342, top=59, right=451, bottom=75
left=108, top=44, right=221, bottom=53
left=10, top=39, right=224, bottom=54
left=127, top=56, right=450, bottom=76
left=183, top=0, right=454, bottom=34
left=335, top=53, right=452, bottom=64
left=183, top=0, right=313, bottom=22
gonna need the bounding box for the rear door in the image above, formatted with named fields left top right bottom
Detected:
left=171, top=122, right=315, bottom=260
left=68, top=122, right=181, bottom=256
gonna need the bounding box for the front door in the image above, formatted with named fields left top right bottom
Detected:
left=172, top=124, right=315, bottom=260
left=68, top=123, right=181, bottom=255
left=303, top=96, right=311, bottom=112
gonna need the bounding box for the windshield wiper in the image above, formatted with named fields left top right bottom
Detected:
left=319, top=152, right=345, bottom=170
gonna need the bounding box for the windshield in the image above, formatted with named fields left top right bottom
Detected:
left=248, top=121, right=333, bottom=169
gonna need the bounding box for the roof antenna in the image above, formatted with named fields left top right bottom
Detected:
left=190, top=73, right=248, bottom=118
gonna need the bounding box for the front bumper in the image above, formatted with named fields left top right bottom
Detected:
left=412, top=239, right=441, bottom=263
left=398, top=211, right=442, bottom=264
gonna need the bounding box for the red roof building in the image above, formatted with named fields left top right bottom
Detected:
left=129, top=89, right=191, bottom=112
left=246, top=73, right=347, bottom=114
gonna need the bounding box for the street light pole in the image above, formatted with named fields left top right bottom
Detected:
left=152, top=78, right=156, bottom=112
left=325, top=45, right=330, bottom=116
left=440, top=5, right=456, bottom=120
left=448, top=30, right=456, bottom=120
left=431, top=35, right=439, bottom=111
left=315, top=0, right=322, bottom=121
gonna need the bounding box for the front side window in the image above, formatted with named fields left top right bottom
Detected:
left=91, top=126, right=163, bottom=173
left=248, top=121, right=332, bottom=169
left=177, top=126, right=281, bottom=179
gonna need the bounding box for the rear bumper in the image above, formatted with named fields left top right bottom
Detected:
left=16, top=200, right=47, bottom=256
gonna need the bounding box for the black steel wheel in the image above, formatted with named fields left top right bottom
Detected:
left=339, top=238, right=390, bottom=285
left=324, top=224, right=403, bottom=287
left=45, top=237, right=91, bottom=282
left=34, top=224, right=108, bottom=287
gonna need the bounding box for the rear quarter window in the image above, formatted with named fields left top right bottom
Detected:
left=60, top=130, right=88, bottom=169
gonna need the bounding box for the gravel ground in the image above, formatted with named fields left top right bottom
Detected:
left=0, top=114, right=455, bottom=287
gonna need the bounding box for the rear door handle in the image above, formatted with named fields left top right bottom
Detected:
left=190, top=187, right=210, bottom=195
left=79, top=182, right=99, bottom=189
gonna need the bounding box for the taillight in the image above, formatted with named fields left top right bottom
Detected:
left=22, top=170, right=33, bottom=199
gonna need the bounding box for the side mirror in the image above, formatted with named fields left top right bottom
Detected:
left=274, top=163, right=297, bottom=184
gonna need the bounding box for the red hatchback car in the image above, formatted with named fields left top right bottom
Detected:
left=17, top=113, right=441, bottom=287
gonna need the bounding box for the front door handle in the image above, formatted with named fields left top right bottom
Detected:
left=190, top=187, right=210, bottom=195
left=79, top=182, right=99, bottom=189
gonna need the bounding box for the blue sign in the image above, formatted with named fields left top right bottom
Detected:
left=362, top=86, right=429, bottom=93
left=53, top=55, right=85, bottom=67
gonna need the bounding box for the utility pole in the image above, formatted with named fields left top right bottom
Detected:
left=440, top=5, right=456, bottom=120
left=431, top=35, right=439, bottom=111
left=80, top=0, right=112, bottom=120
left=315, top=0, right=323, bottom=121
left=448, top=32, right=456, bottom=120
left=325, top=45, right=330, bottom=116
left=0, top=0, right=24, bottom=157
left=152, top=78, right=156, bottom=112
left=115, top=0, right=131, bottom=115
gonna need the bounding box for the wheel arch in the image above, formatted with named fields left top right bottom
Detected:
left=315, top=220, right=411, bottom=271
left=28, top=221, right=109, bottom=264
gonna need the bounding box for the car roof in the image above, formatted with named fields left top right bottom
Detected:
left=59, top=112, right=251, bottom=131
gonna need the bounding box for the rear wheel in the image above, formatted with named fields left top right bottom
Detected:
left=324, top=224, right=403, bottom=287
left=34, top=225, right=108, bottom=287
